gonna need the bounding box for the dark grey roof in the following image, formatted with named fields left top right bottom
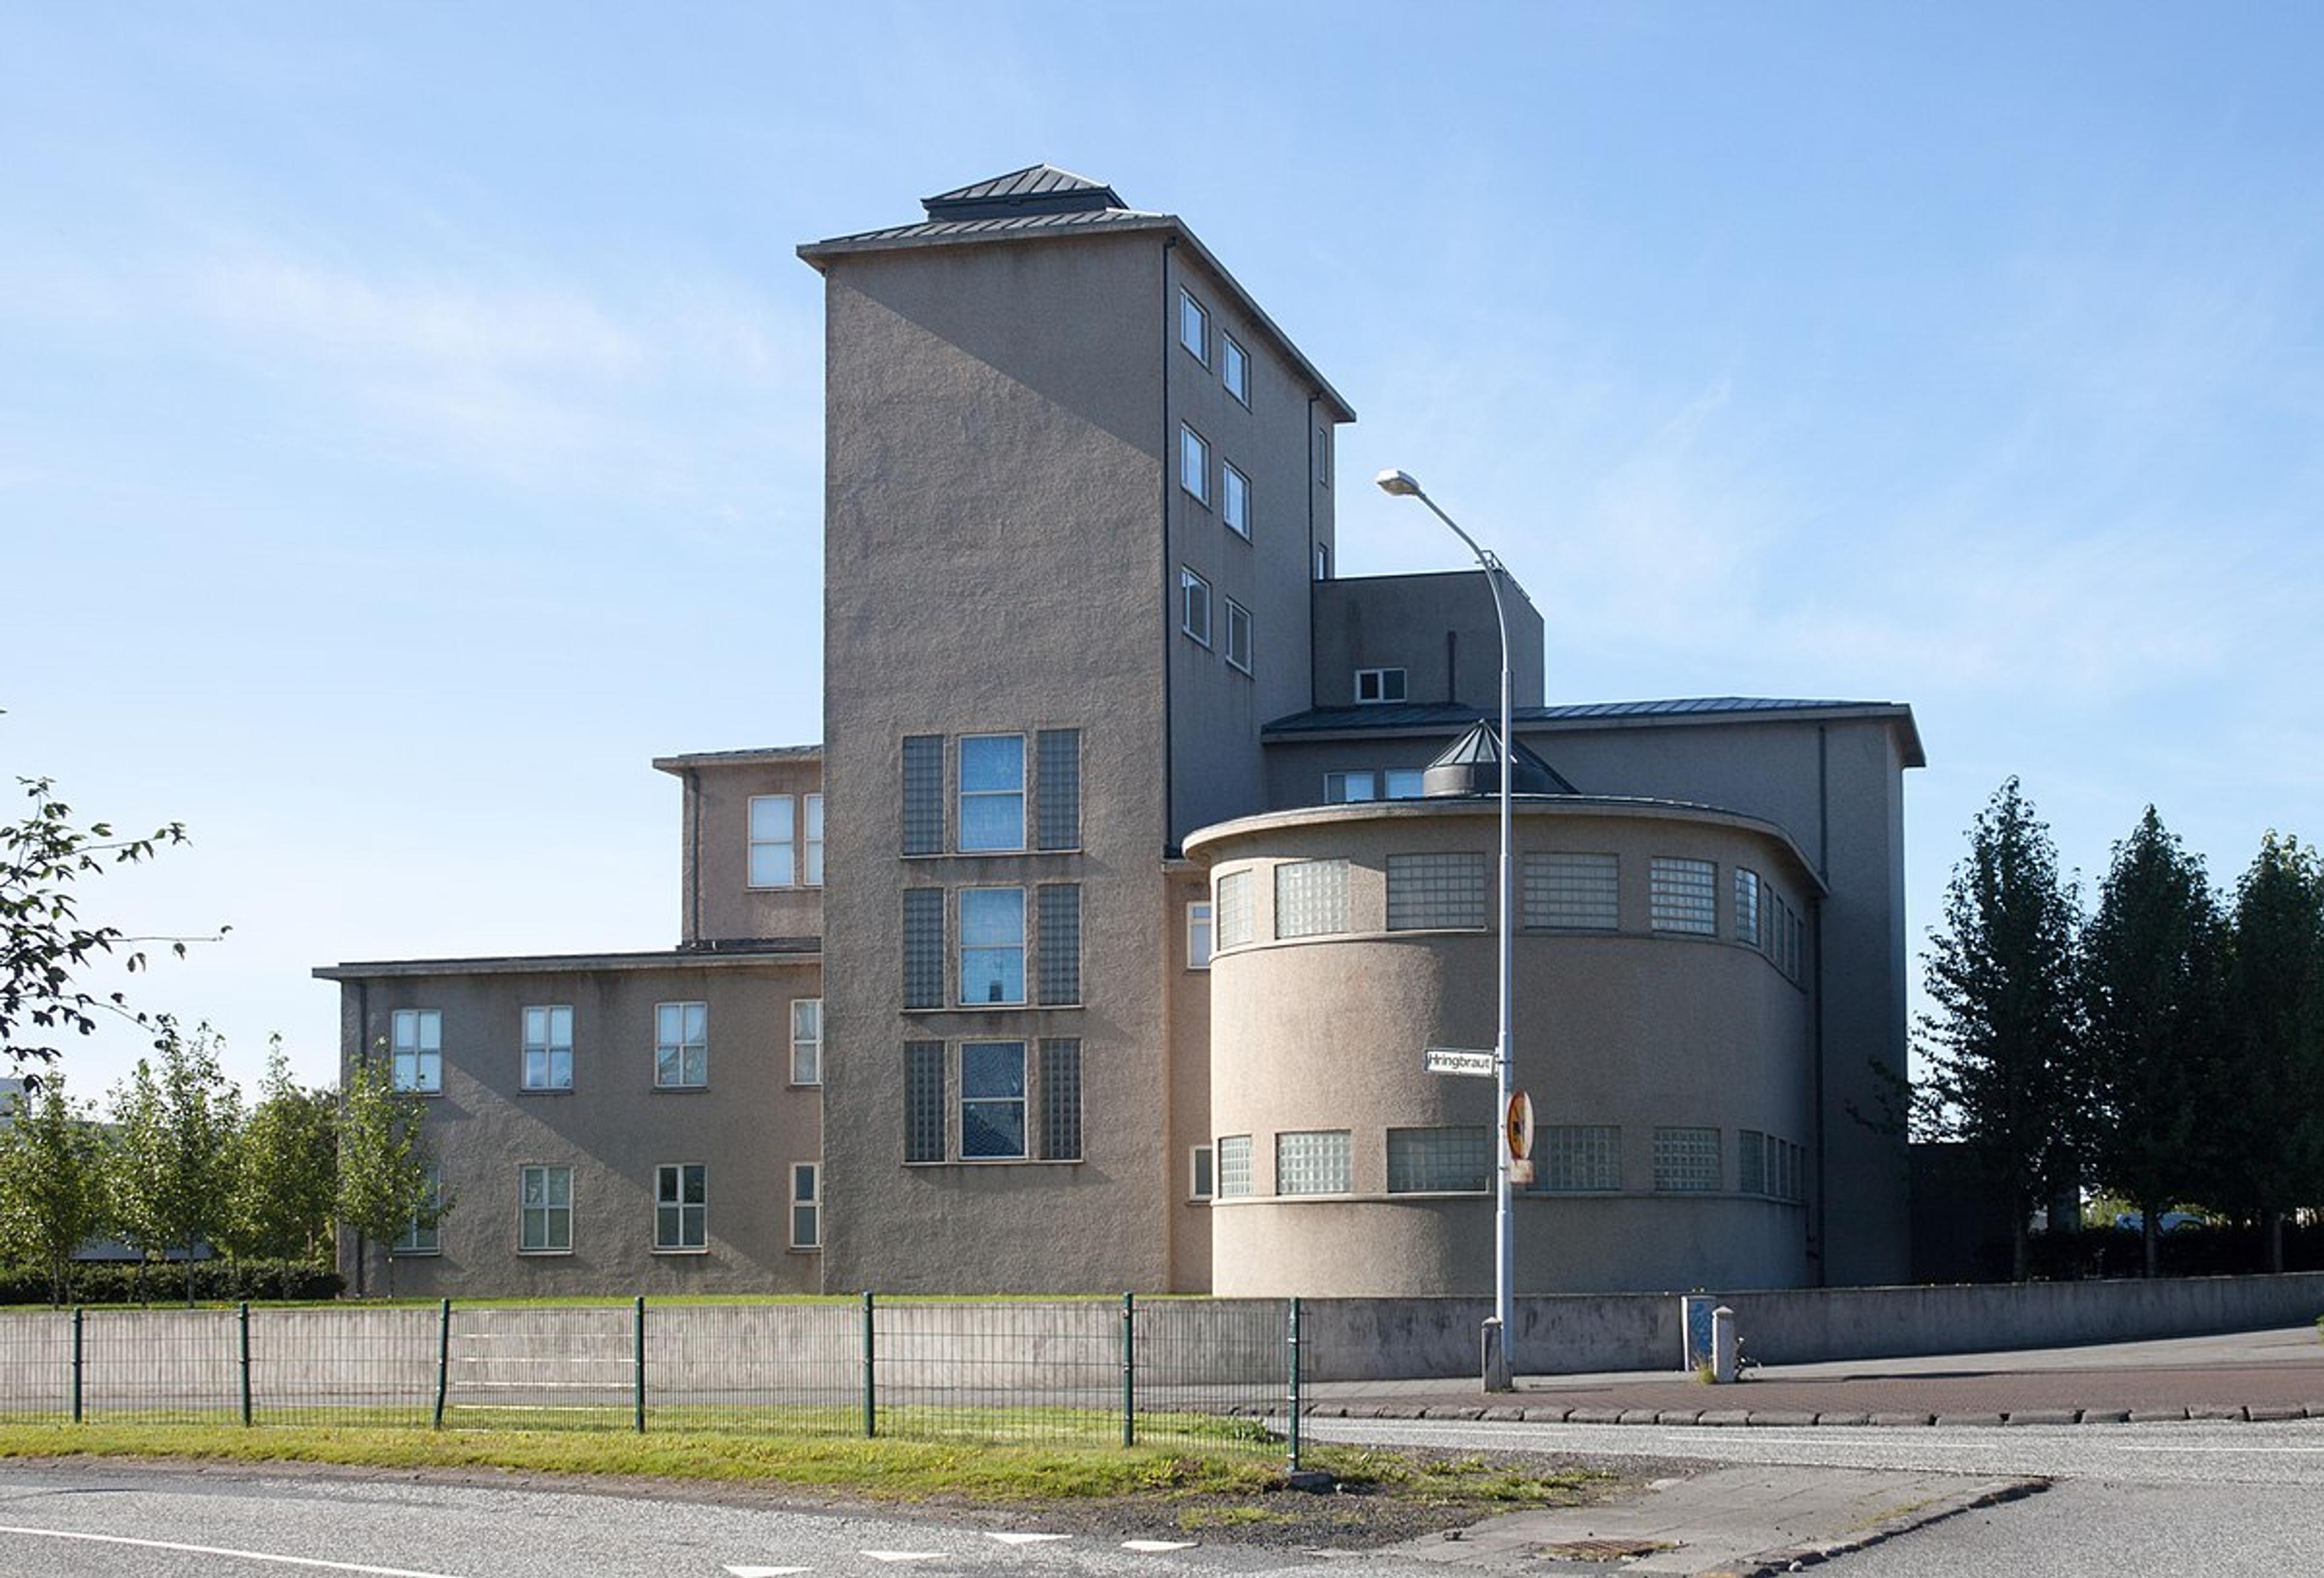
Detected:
left=315, top=938, right=818, bottom=981
left=924, top=163, right=1126, bottom=218
left=806, top=206, right=1173, bottom=249
left=652, top=744, right=822, bottom=774
left=1265, top=696, right=1926, bottom=767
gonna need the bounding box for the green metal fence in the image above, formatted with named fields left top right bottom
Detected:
left=0, top=1295, right=1307, bottom=1463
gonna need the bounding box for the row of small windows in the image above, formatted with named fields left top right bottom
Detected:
left=746, top=793, right=824, bottom=889
left=902, top=884, right=1081, bottom=1009
left=394, top=1161, right=822, bottom=1257
left=1186, top=1125, right=1805, bottom=1199
left=1325, top=767, right=1425, bottom=803
left=1179, top=568, right=1253, bottom=673
left=1178, top=289, right=1252, bottom=406
left=900, top=730, right=1080, bottom=857
left=903, top=1038, right=1082, bottom=1164
left=1178, top=426, right=1254, bottom=541
left=389, top=1000, right=823, bottom=1095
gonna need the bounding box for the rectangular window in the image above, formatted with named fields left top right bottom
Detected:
left=804, top=794, right=825, bottom=886
left=1534, top=1125, right=1623, bottom=1192
left=1354, top=667, right=1405, bottom=704
left=903, top=888, right=946, bottom=1009
left=1216, top=1134, right=1253, bottom=1197
left=1654, top=1126, right=1722, bottom=1192
left=901, top=735, right=945, bottom=856
left=1186, top=900, right=1213, bottom=969
left=1180, top=566, right=1212, bottom=645
left=1739, top=1129, right=1767, bottom=1194
left=1221, top=334, right=1249, bottom=404
left=1276, top=1129, right=1351, bottom=1195
left=1224, top=597, right=1252, bottom=673
left=959, top=887, right=1026, bottom=1006
left=1040, top=1038, right=1082, bottom=1162
left=1387, top=852, right=1489, bottom=931
left=958, top=733, right=1026, bottom=852
left=1275, top=859, right=1349, bottom=939
left=1216, top=869, right=1253, bottom=948
left=904, top=1042, right=946, bottom=1164
left=1325, top=770, right=1376, bottom=804
left=390, top=1009, right=442, bottom=1095
left=1178, top=288, right=1207, bottom=363
left=1384, top=768, right=1426, bottom=799
left=1036, top=728, right=1081, bottom=850
left=1525, top=853, right=1620, bottom=931
left=1190, top=1144, right=1215, bottom=1200
left=654, top=1001, right=708, bottom=1088
left=1313, top=422, right=1331, bottom=487
left=748, top=794, right=796, bottom=886
left=790, top=998, right=821, bottom=1086
left=519, top=1164, right=572, bottom=1253
left=1037, top=883, right=1081, bottom=1006
left=1180, top=424, right=1209, bottom=503
left=654, top=1162, right=707, bottom=1252
left=790, top=1162, right=819, bottom=1249
left=393, top=1164, right=442, bottom=1254
left=960, top=1041, right=1027, bottom=1160
left=1735, top=869, right=1761, bottom=949
left=1387, top=1125, right=1492, bottom=1193
left=1314, top=542, right=1330, bottom=581
left=1223, top=462, right=1250, bottom=538
left=1650, top=857, right=1718, bottom=935
left=521, top=1005, right=573, bottom=1092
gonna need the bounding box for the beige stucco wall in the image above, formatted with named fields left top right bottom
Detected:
left=1187, top=798, right=1817, bottom=1297
left=668, top=755, right=825, bottom=945
left=336, top=959, right=822, bottom=1298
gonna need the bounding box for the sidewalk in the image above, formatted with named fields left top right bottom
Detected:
left=1298, top=1323, right=2324, bottom=1426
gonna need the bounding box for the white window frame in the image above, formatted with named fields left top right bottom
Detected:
left=393, top=1164, right=442, bottom=1255
left=1190, top=1144, right=1215, bottom=1200
left=790, top=1161, right=821, bottom=1249
left=1221, top=334, right=1249, bottom=405
left=518, top=1164, right=573, bottom=1254
left=520, top=1004, right=573, bottom=1092
left=747, top=793, right=796, bottom=888
left=804, top=793, right=824, bottom=887
left=1222, top=461, right=1250, bottom=539
left=1325, top=770, right=1377, bottom=804
left=958, top=886, right=1028, bottom=1007
left=960, top=1040, right=1028, bottom=1161
left=1216, top=1134, right=1253, bottom=1197
left=1178, top=288, right=1208, bottom=364
left=957, top=733, right=1026, bottom=853
left=390, top=1009, right=442, bottom=1095
left=1224, top=597, right=1252, bottom=673
left=1314, top=422, right=1331, bottom=487
left=1276, top=1129, right=1352, bottom=1196
left=654, top=1000, right=709, bottom=1089
left=1354, top=667, right=1407, bottom=704
left=1180, top=567, right=1212, bottom=646
left=790, top=998, right=821, bottom=1086
left=1186, top=900, right=1213, bottom=970
left=653, top=1161, right=707, bottom=1252
left=1180, top=423, right=1210, bottom=503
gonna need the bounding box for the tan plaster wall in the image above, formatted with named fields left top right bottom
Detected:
left=678, top=758, right=825, bottom=945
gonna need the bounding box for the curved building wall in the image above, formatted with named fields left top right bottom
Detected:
left=1187, top=799, right=1822, bottom=1297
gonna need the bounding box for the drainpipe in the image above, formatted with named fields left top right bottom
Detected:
left=1306, top=393, right=1321, bottom=713
left=1811, top=725, right=1830, bottom=1283
left=1160, top=238, right=1178, bottom=857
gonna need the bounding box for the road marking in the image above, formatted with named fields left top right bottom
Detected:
left=861, top=1553, right=947, bottom=1563
left=724, top=1568, right=813, bottom=1576
left=984, top=1532, right=1070, bottom=1544
left=2111, top=1444, right=2324, bottom=1453
left=1121, top=1539, right=1196, bottom=1552
left=0, top=1524, right=471, bottom=1578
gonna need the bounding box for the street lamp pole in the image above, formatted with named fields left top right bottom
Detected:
left=1374, top=468, right=1517, bottom=1391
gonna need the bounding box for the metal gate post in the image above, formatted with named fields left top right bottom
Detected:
left=432, top=1299, right=451, bottom=1430
left=1121, top=1292, right=1136, bottom=1448
left=861, top=1291, right=878, bottom=1439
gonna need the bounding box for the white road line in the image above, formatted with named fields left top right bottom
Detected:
left=724, top=1567, right=813, bottom=1576
left=1121, top=1539, right=1196, bottom=1553
left=2111, top=1444, right=2324, bottom=1453
left=0, top=1524, right=472, bottom=1578
left=983, top=1532, right=1070, bottom=1544
left=860, top=1552, right=948, bottom=1563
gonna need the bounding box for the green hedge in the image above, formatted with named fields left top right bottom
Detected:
left=0, top=1260, right=344, bottom=1308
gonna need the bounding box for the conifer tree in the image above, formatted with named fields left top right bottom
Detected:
left=2217, top=833, right=2324, bottom=1269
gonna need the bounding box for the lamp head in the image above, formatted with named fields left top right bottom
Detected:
left=1373, top=468, right=1423, bottom=498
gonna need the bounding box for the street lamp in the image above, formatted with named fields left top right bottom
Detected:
left=1374, top=468, right=1520, bottom=1392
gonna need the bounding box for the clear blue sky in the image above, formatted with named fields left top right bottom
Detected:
left=7, top=2, right=2320, bottom=1096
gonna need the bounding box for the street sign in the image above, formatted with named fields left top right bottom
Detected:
left=1506, top=1089, right=1535, bottom=1161
left=1423, top=1046, right=1497, bottom=1078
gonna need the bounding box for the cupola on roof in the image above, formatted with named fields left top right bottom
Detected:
left=922, top=164, right=1128, bottom=221
left=1422, top=719, right=1579, bottom=799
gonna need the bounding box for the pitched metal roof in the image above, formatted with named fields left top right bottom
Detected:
left=1264, top=696, right=1925, bottom=767
left=923, top=163, right=1126, bottom=218
left=1425, top=719, right=1580, bottom=796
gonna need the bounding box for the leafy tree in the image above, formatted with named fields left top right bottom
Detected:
left=2, top=765, right=222, bottom=1082
left=336, top=1048, right=444, bottom=1297
left=1917, top=778, right=2086, bottom=1281
left=223, top=1039, right=338, bottom=1265
left=0, top=1076, right=111, bottom=1305
left=108, top=1020, right=243, bottom=1305
left=2083, top=808, right=2227, bottom=1278
left=2214, top=833, right=2324, bottom=1269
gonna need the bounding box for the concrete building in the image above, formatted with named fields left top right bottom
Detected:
left=318, top=166, right=1923, bottom=1299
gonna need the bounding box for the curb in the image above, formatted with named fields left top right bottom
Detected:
left=1709, top=1477, right=2053, bottom=1576
left=1269, top=1400, right=2324, bottom=1428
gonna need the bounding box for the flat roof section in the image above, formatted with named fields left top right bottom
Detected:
left=314, top=938, right=819, bottom=982
left=1263, top=696, right=1926, bottom=768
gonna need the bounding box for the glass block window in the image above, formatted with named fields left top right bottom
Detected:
left=1275, top=859, right=1349, bottom=939
left=654, top=1162, right=706, bottom=1251
left=390, top=1008, right=441, bottom=1094
left=654, top=1001, right=708, bottom=1089
left=1190, top=1145, right=1215, bottom=1199
left=1739, top=1129, right=1767, bottom=1194
left=1650, top=857, right=1718, bottom=935
left=1180, top=424, right=1209, bottom=502
left=960, top=1041, right=1027, bottom=1161
left=1040, top=1038, right=1082, bottom=1162
left=1276, top=1130, right=1351, bottom=1195
left=1036, top=728, right=1080, bottom=850
left=519, top=1164, right=572, bottom=1252
left=393, top=1165, right=442, bottom=1254
left=1223, top=462, right=1250, bottom=539
left=1186, top=900, right=1213, bottom=969
left=748, top=793, right=796, bottom=886
left=1222, top=333, right=1249, bottom=404
left=1037, top=884, right=1080, bottom=1006
left=521, top=1005, right=573, bottom=1091
left=959, top=887, right=1026, bottom=1007
left=804, top=794, right=824, bottom=886
left=1387, top=1125, right=1492, bottom=1193
left=1216, top=1134, right=1253, bottom=1197
left=1387, top=852, right=1488, bottom=931
left=1354, top=666, right=1404, bottom=703
left=1654, top=1126, right=1722, bottom=1192
left=959, top=734, right=1026, bottom=851
left=901, top=735, right=944, bottom=856
left=903, top=888, right=945, bottom=1009
left=1181, top=566, right=1212, bottom=644
left=790, top=1162, right=819, bottom=1249
left=1224, top=597, right=1252, bottom=673
left=1178, top=289, right=1207, bottom=362
left=1216, top=870, right=1253, bottom=948
left=789, top=998, right=821, bottom=1086
left=1735, top=868, right=1762, bottom=949
left=1533, top=1125, right=1622, bottom=1191
left=904, top=1042, right=945, bottom=1164
left=1525, top=853, right=1618, bottom=931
